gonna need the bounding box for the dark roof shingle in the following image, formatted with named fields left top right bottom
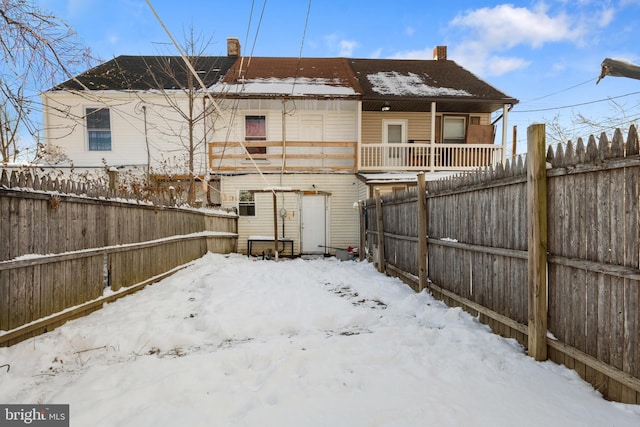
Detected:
left=52, top=52, right=517, bottom=112
left=54, top=55, right=237, bottom=91
left=349, top=58, right=518, bottom=112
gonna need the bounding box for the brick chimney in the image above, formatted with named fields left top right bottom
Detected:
left=227, top=37, right=240, bottom=57
left=433, top=46, right=447, bottom=60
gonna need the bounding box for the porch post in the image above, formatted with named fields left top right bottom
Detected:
left=502, top=104, right=509, bottom=165
left=357, top=100, right=362, bottom=170
left=430, top=101, right=436, bottom=172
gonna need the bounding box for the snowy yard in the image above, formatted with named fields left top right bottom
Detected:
left=1, top=253, right=639, bottom=427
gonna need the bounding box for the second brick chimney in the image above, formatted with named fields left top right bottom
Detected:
left=433, top=46, right=447, bottom=61
left=227, top=37, right=240, bottom=57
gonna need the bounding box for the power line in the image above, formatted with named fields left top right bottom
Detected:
left=518, top=78, right=597, bottom=104
left=290, top=0, right=312, bottom=97
left=512, top=91, right=640, bottom=113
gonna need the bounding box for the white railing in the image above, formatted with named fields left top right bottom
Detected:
left=209, top=141, right=503, bottom=173
left=358, top=143, right=503, bottom=172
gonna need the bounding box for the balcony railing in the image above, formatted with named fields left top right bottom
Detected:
left=209, top=141, right=357, bottom=172
left=208, top=141, right=503, bottom=173
left=358, top=142, right=503, bottom=172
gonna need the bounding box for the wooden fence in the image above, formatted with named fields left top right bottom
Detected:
left=361, top=124, right=640, bottom=404
left=0, top=169, right=238, bottom=346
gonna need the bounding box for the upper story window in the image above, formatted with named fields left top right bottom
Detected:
left=442, top=116, right=466, bottom=144
left=245, top=115, right=266, bottom=155
left=86, top=108, right=112, bottom=151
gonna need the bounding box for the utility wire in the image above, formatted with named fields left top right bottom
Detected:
left=145, top=0, right=277, bottom=198
left=518, top=78, right=597, bottom=104
left=512, top=91, right=640, bottom=113
left=290, top=0, right=312, bottom=97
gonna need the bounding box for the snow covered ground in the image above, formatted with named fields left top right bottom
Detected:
left=1, top=253, right=639, bottom=427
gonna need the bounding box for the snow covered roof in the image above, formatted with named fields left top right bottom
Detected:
left=366, top=71, right=472, bottom=97
left=358, top=171, right=459, bottom=184
left=213, top=77, right=358, bottom=97
left=217, top=57, right=361, bottom=99
left=48, top=52, right=518, bottom=113
left=349, top=58, right=518, bottom=112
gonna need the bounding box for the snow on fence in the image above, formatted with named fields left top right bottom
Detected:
left=361, top=124, right=640, bottom=404
left=0, top=171, right=238, bottom=345
left=0, top=168, right=173, bottom=206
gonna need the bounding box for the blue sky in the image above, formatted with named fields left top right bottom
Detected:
left=34, top=0, right=640, bottom=154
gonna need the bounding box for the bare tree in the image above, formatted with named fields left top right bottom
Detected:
left=0, top=0, right=92, bottom=163
left=142, top=28, right=221, bottom=205
left=544, top=97, right=640, bottom=147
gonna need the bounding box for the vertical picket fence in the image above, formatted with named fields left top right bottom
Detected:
left=362, top=124, right=640, bottom=404
left=0, top=170, right=238, bottom=345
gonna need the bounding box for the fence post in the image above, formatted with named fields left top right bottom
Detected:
left=417, top=173, right=428, bottom=292
left=527, top=123, right=548, bottom=361
left=359, top=200, right=366, bottom=262
left=375, top=189, right=385, bottom=273
left=108, top=168, right=119, bottom=191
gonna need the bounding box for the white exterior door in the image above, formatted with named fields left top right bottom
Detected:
left=301, top=194, right=328, bottom=254
left=383, top=120, right=407, bottom=166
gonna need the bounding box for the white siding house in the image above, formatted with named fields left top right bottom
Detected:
left=40, top=55, right=237, bottom=203
left=41, top=91, right=211, bottom=174
left=39, top=39, right=518, bottom=256
left=207, top=54, right=366, bottom=256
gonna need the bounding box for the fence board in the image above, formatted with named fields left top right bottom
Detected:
left=362, top=125, right=640, bottom=403
left=0, top=175, right=237, bottom=342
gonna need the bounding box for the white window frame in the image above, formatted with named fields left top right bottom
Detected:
left=382, top=119, right=407, bottom=144
left=383, top=119, right=407, bottom=159
left=238, top=190, right=256, bottom=216
left=244, top=114, right=267, bottom=158
left=442, top=115, right=466, bottom=144
left=85, top=107, right=112, bottom=151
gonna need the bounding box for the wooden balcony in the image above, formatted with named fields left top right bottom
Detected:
left=208, top=141, right=503, bottom=173
left=209, top=141, right=357, bottom=172
left=358, top=142, right=503, bottom=172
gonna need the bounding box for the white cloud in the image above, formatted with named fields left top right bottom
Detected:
left=439, top=2, right=606, bottom=76
left=339, top=40, right=359, bottom=57
left=485, top=56, right=532, bottom=76
left=597, top=7, right=615, bottom=27
left=323, top=34, right=359, bottom=57
left=449, top=43, right=530, bottom=76
left=450, top=3, right=585, bottom=50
